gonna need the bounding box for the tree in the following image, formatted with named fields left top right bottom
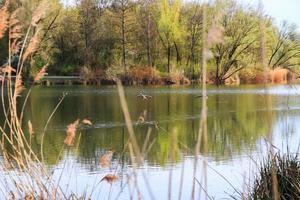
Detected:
left=79, top=0, right=101, bottom=67
left=111, top=0, right=136, bottom=73
left=268, top=22, right=300, bottom=69
left=182, top=3, right=203, bottom=79
left=135, top=0, right=157, bottom=67
left=210, top=1, right=259, bottom=85
left=157, top=0, right=183, bottom=73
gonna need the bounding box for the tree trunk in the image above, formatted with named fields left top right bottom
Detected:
left=191, top=51, right=195, bottom=80
left=215, top=57, right=221, bottom=85
left=167, top=45, right=171, bottom=73
left=174, top=42, right=181, bottom=66
left=121, top=9, right=126, bottom=73
left=147, top=13, right=152, bottom=67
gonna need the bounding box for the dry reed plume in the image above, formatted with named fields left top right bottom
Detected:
left=22, top=27, right=42, bottom=63
left=28, top=120, right=34, bottom=136
left=0, top=1, right=9, bottom=39
left=30, top=0, right=49, bottom=27
left=34, top=63, right=48, bottom=83
left=14, top=74, right=24, bottom=97
left=64, top=119, right=80, bottom=146
left=99, top=151, right=114, bottom=167
left=0, top=1, right=68, bottom=198
left=206, top=17, right=224, bottom=49
left=9, top=9, right=23, bottom=56
left=1, top=65, right=16, bottom=73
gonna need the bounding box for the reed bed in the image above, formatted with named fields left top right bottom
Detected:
left=250, top=153, right=300, bottom=200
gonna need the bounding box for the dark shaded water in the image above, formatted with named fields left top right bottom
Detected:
left=2, top=85, right=300, bottom=199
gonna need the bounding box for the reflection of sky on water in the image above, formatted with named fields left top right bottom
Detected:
left=35, top=152, right=259, bottom=199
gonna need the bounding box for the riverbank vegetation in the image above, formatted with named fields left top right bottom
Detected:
left=1, top=0, right=300, bottom=85
left=250, top=153, right=300, bottom=200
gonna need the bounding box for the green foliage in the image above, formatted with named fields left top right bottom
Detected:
left=157, top=0, right=182, bottom=44
left=157, top=0, right=184, bottom=72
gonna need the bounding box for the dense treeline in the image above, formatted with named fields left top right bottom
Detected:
left=1, top=0, right=300, bottom=85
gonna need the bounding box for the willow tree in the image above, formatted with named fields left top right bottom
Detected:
left=157, top=0, right=183, bottom=73
left=268, top=22, right=300, bottom=69
left=210, top=1, right=259, bottom=85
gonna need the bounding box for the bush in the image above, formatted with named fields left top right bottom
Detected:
left=127, top=66, right=159, bottom=85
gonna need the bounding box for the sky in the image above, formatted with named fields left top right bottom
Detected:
left=62, top=0, right=300, bottom=30
left=241, top=0, right=300, bottom=30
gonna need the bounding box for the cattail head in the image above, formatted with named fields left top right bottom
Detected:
left=0, top=1, right=9, bottom=39
left=64, top=119, right=80, bottom=146
left=28, top=120, right=34, bottom=136
left=34, top=64, right=48, bottom=83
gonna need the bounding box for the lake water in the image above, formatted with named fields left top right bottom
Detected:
left=2, top=85, right=300, bottom=199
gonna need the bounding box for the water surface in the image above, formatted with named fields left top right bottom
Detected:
left=3, top=85, right=300, bottom=199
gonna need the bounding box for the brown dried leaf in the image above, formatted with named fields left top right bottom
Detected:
left=34, top=64, right=48, bottom=83
left=99, top=151, right=113, bottom=167
left=64, top=119, right=80, bottom=146
left=28, top=120, right=34, bottom=136
left=81, top=119, right=92, bottom=126
left=101, top=174, right=118, bottom=184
